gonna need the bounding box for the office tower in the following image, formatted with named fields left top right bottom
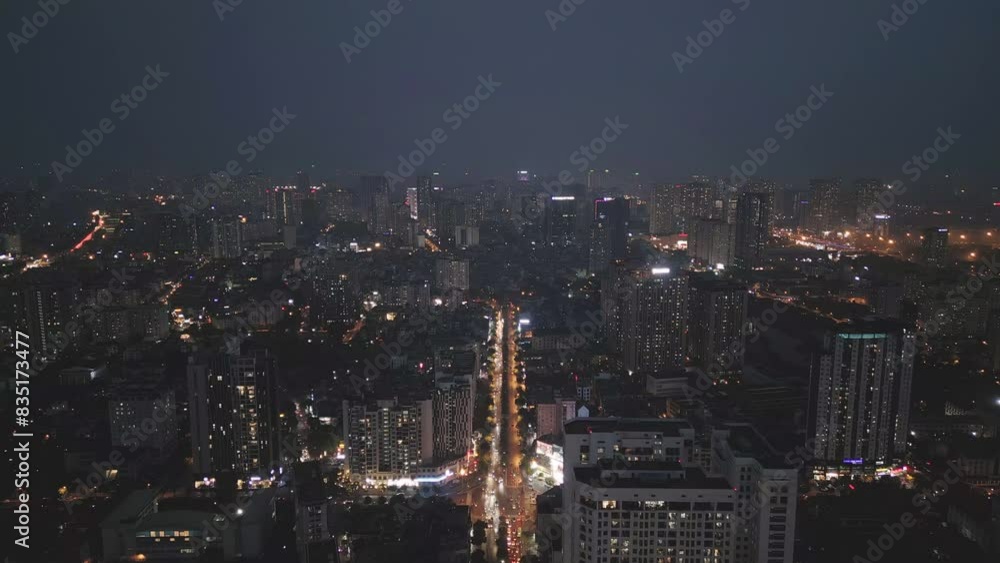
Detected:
left=811, top=323, right=915, bottom=463
left=710, top=424, right=798, bottom=563
left=854, top=178, right=883, bottom=229
left=560, top=419, right=735, bottom=563
left=454, top=225, right=480, bottom=248
left=921, top=227, right=950, bottom=266
left=622, top=268, right=689, bottom=373
left=210, top=216, right=243, bottom=259
left=734, top=192, right=770, bottom=271
left=807, top=178, right=841, bottom=232
left=361, top=175, right=391, bottom=234
left=188, top=349, right=280, bottom=478
left=588, top=197, right=629, bottom=274
left=342, top=397, right=433, bottom=484
left=10, top=273, right=80, bottom=360
left=432, top=375, right=475, bottom=462
left=435, top=257, right=470, bottom=292
left=108, top=377, right=177, bottom=459
left=689, top=277, right=748, bottom=378
left=690, top=219, right=734, bottom=268
left=546, top=195, right=578, bottom=245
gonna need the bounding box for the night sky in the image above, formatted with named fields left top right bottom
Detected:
left=3, top=0, right=998, bottom=188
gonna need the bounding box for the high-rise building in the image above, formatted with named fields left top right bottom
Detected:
left=309, top=265, right=359, bottom=327
left=734, top=192, right=770, bottom=271
left=454, top=225, right=480, bottom=248
left=432, top=376, right=475, bottom=463
left=10, top=274, right=80, bottom=360
left=807, top=178, right=841, bottom=232
left=342, top=397, right=433, bottom=485
left=745, top=180, right=777, bottom=233
left=710, top=424, right=799, bottom=563
left=649, top=184, right=681, bottom=235
left=415, top=175, right=436, bottom=230
left=293, top=461, right=337, bottom=563
left=326, top=185, right=353, bottom=222
left=560, top=419, right=735, bottom=563
left=811, top=323, right=915, bottom=463
left=683, top=180, right=717, bottom=229
left=690, top=219, right=734, bottom=268
left=546, top=196, right=578, bottom=245
left=689, top=277, right=748, bottom=378
left=921, top=227, right=950, bottom=266
left=267, top=186, right=304, bottom=227
left=588, top=197, right=629, bottom=274
left=854, top=178, right=883, bottom=229
left=622, top=268, right=689, bottom=373
left=435, top=257, right=470, bottom=292
left=108, top=376, right=177, bottom=460
left=601, top=262, right=631, bottom=355
left=188, top=349, right=280, bottom=478
left=211, top=216, right=243, bottom=259
left=361, top=175, right=391, bottom=234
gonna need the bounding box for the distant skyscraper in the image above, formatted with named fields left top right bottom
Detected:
left=326, top=185, right=353, bottom=222
left=622, top=268, right=689, bottom=373
left=361, top=175, right=391, bottom=234
left=811, top=323, right=915, bottom=463
left=689, top=277, right=748, bottom=378
left=211, top=216, right=243, bottom=259
left=690, top=218, right=734, bottom=268
left=734, top=192, right=770, bottom=271
left=435, top=257, right=470, bottom=292
left=808, top=177, right=841, bottom=232
left=188, top=349, right=280, bottom=477
left=746, top=180, right=777, bottom=233
left=588, top=197, right=628, bottom=274
left=415, top=175, right=435, bottom=229
left=546, top=196, right=578, bottom=245
left=649, top=184, right=680, bottom=235
left=10, top=274, right=80, bottom=360
left=854, top=178, right=883, bottom=229
left=682, top=180, right=716, bottom=231
left=295, top=170, right=310, bottom=192
left=454, top=225, right=480, bottom=248
left=267, top=186, right=303, bottom=227
left=921, top=227, right=950, bottom=266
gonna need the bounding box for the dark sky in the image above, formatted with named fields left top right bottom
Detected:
left=3, top=0, right=998, bottom=188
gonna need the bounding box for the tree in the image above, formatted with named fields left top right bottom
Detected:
left=472, top=520, right=488, bottom=546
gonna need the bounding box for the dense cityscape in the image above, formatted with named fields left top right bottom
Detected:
left=3, top=2, right=1000, bottom=563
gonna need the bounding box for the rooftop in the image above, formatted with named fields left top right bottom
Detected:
left=564, top=418, right=692, bottom=437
